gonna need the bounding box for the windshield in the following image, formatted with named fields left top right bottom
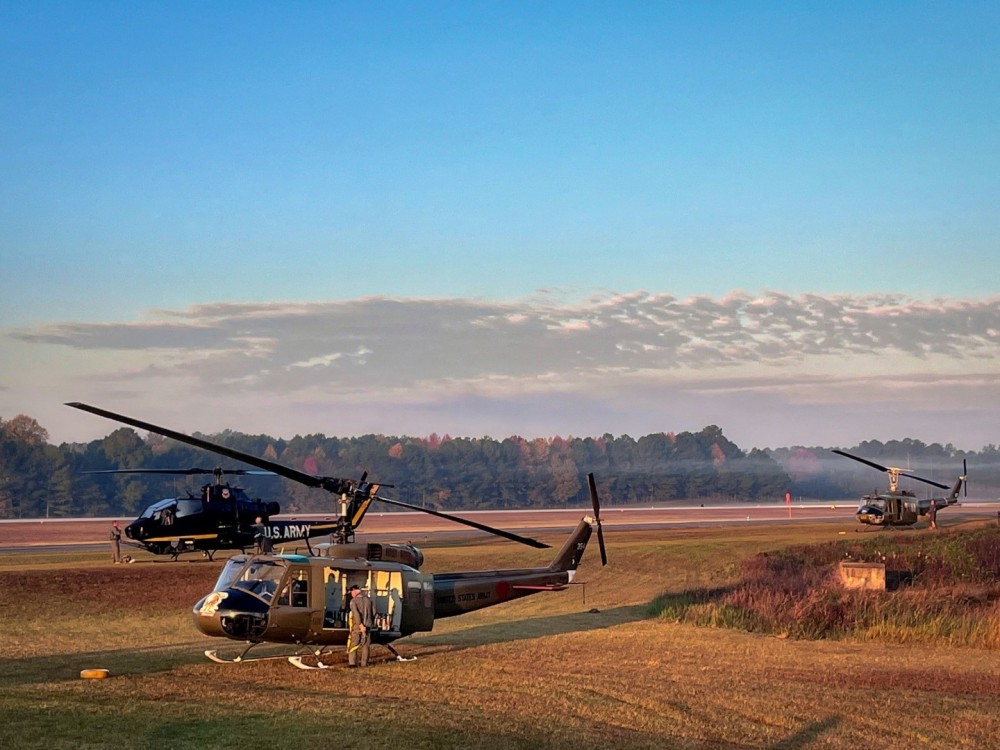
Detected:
left=139, top=498, right=176, bottom=519
left=214, top=557, right=287, bottom=602
left=214, top=557, right=250, bottom=592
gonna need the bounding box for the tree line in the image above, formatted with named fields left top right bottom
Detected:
left=1, top=413, right=995, bottom=519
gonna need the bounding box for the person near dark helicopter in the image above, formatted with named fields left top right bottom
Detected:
left=252, top=517, right=273, bottom=554
left=347, top=584, right=374, bottom=668
left=109, top=520, right=122, bottom=564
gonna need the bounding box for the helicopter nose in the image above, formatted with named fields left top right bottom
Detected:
left=192, top=589, right=269, bottom=640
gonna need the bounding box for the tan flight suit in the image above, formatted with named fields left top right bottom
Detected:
left=348, top=590, right=375, bottom=667
left=110, top=523, right=122, bottom=563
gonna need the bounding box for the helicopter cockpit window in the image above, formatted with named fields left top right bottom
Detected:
left=275, top=571, right=309, bottom=607
left=174, top=498, right=201, bottom=518
left=230, top=559, right=287, bottom=602
left=214, top=557, right=250, bottom=592
left=138, top=498, right=175, bottom=519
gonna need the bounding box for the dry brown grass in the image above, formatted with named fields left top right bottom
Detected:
left=651, top=525, right=1000, bottom=648
left=1, top=522, right=999, bottom=749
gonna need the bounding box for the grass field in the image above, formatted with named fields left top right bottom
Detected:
left=2, top=521, right=999, bottom=749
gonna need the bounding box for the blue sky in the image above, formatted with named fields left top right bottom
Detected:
left=2, top=2, right=999, bottom=453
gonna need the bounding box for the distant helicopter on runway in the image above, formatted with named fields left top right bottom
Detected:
left=84, top=466, right=340, bottom=560
left=68, top=402, right=550, bottom=557
left=833, top=449, right=967, bottom=528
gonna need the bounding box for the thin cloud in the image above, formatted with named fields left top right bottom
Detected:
left=4, top=292, right=1000, bottom=448
left=9, top=292, right=1000, bottom=388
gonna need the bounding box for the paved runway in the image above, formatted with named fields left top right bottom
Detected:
left=3, top=501, right=999, bottom=554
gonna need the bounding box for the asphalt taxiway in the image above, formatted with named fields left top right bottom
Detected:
left=3, top=501, right=999, bottom=555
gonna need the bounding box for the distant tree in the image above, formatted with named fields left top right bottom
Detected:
left=0, top=416, right=70, bottom=517
left=20, top=410, right=998, bottom=515
left=1, top=414, right=49, bottom=445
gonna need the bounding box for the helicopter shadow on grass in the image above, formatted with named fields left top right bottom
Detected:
left=409, top=584, right=746, bottom=657
left=0, top=641, right=219, bottom=688
left=767, top=715, right=842, bottom=750
left=403, top=603, right=650, bottom=655
left=1, top=609, right=647, bottom=689
left=122, top=705, right=844, bottom=750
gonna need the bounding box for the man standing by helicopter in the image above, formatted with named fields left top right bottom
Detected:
left=347, top=584, right=374, bottom=668
left=252, top=517, right=273, bottom=554
left=109, top=520, right=122, bottom=564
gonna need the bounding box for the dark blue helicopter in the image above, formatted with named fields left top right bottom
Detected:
left=68, top=402, right=549, bottom=560
left=84, top=465, right=347, bottom=560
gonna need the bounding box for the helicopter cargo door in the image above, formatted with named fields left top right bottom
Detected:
left=401, top=572, right=434, bottom=634
left=371, top=570, right=402, bottom=633
left=267, top=567, right=316, bottom=641
left=322, top=568, right=348, bottom=630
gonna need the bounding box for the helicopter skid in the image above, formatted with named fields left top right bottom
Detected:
left=287, top=641, right=418, bottom=668
left=204, top=648, right=308, bottom=665
left=206, top=649, right=273, bottom=664
left=384, top=643, right=417, bottom=662
left=288, top=655, right=334, bottom=670
left=287, top=653, right=416, bottom=668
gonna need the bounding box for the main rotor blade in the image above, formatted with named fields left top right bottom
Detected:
left=372, top=493, right=550, bottom=549
left=66, top=403, right=350, bottom=493
left=831, top=449, right=890, bottom=474
left=898, top=471, right=949, bottom=491
left=832, top=449, right=949, bottom=490
left=68, top=402, right=550, bottom=547
left=82, top=468, right=276, bottom=476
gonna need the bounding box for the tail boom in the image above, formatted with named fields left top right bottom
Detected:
left=432, top=516, right=596, bottom=619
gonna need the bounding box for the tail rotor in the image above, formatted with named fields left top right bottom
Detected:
left=587, top=473, right=608, bottom=567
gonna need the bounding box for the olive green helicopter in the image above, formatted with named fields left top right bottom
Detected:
left=69, top=403, right=608, bottom=668
left=833, top=449, right=967, bottom=528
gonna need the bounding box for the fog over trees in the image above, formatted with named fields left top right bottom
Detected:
left=1, top=414, right=995, bottom=519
